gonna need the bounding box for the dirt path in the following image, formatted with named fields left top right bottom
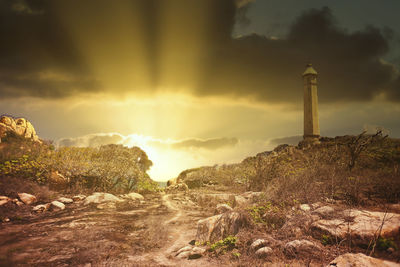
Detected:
left=128, top=193, right=212, bottom=266
left=0, top=193, right=212, bottom=267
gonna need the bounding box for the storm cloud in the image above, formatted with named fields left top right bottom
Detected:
left=0, top=1, right=399, bottom=102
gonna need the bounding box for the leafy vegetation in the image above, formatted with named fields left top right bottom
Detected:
left=0, top=135, right=157, bottom=194
left=210, top=236, right=237, bottom=252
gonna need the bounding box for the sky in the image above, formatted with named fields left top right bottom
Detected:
left=1, top=0, right=400, bottom=181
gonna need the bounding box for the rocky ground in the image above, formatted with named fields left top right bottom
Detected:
left=0, top=189, right=400, bottom=266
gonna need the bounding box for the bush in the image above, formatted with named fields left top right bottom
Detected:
left=0, top=140, right=157, bottom=194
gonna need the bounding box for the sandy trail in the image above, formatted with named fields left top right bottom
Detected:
left=129, top=193, right=210, bottom=267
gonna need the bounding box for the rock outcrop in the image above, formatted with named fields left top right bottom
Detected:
left=327, top=253, right=400, bottom=267
left=0, top=115, right=40, bottom=142
left=196, top=211, right=248, bottom=243
left=311, top=209, right=400, bottom=246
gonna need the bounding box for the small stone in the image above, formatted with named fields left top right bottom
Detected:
left=2, top=218, right=10, bottom=222
left=255, top=247, right=273, bottom=258
left=300, top=204, right=311, bottom=212
left=51, top=200, right=65, bottom=210
left=33, top=203, right=51, bottom=213
left=58, top=197, right=73, bottom=204
left=72, top=195, right=86, bottom=201
left=18, top=193, right=37, bottom=205
left=250, top=239, right=269, bottom=251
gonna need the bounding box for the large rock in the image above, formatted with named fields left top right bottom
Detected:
left=327, top=253, right=400, bottom=267
left=17, top=193, right=37, bottom=205
left=255, top=247, right=273, bottom=258
left=311, top=209, right=400, bottom=246
left=250, top=239, right=270, bottom=251
left=84, top=192, right=124, bottom=205
left=196, top=211, right=248, bottom=243
left=0, top=116, right=40, bottom=142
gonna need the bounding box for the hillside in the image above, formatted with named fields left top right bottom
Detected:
left=1, top=124, right=400, bottom=266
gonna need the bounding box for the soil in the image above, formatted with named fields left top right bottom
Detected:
left=0, top=192, right=215, bottom=267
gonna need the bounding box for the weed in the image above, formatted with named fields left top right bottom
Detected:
left=210, top=236, right=237, bottom=252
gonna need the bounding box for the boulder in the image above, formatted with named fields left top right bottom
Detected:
left=17, top=193, right=37, bottom=205
left=255, top=247, right=273, bottom=258
left=327, top=253, right=400, bottom=267
left=0, top=116, right=40, bottom=142
left=311, top=209, right=400, bottom=246
left=58, top=197, right=73, bottom=204
left=250, top=239, right=269, bottom=251
left=51, top=201, right=65, bottom=210
left=120, top=192, right=144, bottom=201
left=84, top=192, right=124, bottom=205
left=196, top=211, right=248, bottom=243
left=284, top=240, right=321, bottom=257
left=33, top=203, right=51, bottom=213
left=215, top=204, right=233, bottom=215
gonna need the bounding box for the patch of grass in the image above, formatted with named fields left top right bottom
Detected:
left=210, top=235, right=237, bottom=252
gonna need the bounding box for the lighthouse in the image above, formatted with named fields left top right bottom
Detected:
left=302, top=63, right=320, bottom=141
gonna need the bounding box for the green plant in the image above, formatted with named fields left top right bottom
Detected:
left=376, top=237, right=398, bottom=251
left=231, top=251, right=240, bottom=258
left=210, top=236, right=237, bottom=252
left=321, top=234, right=333, bottom=245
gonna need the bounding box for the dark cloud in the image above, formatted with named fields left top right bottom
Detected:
left=0, top=2, right=399, bottom=102
left=57, top=133, right=124, bottom=147
left=171, top=137, right=239, bottom=150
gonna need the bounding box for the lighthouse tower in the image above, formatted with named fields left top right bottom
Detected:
left=302, top=63, right=320, bottom=141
